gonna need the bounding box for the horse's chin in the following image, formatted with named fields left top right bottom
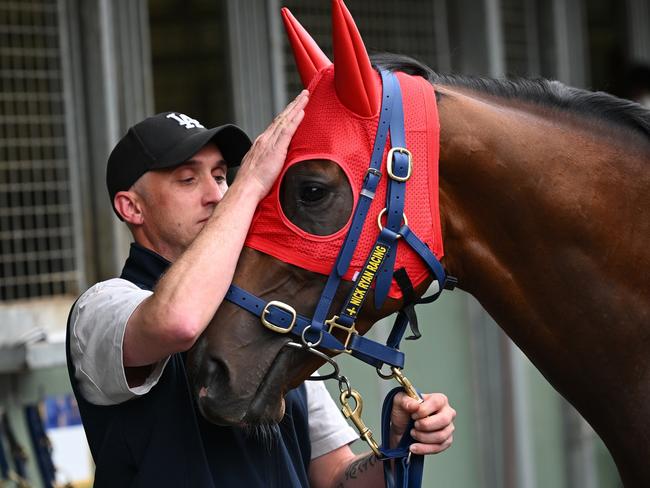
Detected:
left=194, top=346, right=299, bottom=426
left=196, top=392, right=286, bottom=427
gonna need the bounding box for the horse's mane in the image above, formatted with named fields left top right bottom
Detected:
left=371, top=52, right=650, bottom=139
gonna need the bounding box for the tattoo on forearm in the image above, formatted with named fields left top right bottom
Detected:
left=344, top=453, right=378, bottom=481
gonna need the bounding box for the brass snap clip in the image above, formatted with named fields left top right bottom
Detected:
left=340, top=388, right=381, bottom=456
left=391, top=367, right=422, bottom=402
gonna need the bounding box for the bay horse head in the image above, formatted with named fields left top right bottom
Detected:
left=186, top=0, right=446, bottom=426
left=187, top=1, right=650, bottom=484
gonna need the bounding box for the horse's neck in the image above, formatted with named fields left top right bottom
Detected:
left=435, top=86, right=650, bottom=479
left=436, top=84, right=650, bottom=410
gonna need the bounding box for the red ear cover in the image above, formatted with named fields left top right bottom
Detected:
left=281, top=7, right=332, bottom=88
left=331, top=0, right=379, bottom=116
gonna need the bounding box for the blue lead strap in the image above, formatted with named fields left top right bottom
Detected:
left=380, top=388, right=425, bottom=488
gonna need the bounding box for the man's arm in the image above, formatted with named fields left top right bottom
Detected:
left=123, top=91, right=309, bottom=367
left=309, top=392, right=456, bottom=488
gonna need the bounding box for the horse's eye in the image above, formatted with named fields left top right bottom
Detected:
left=299, top=184, right=327, bottom=204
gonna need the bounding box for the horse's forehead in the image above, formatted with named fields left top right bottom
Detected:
left=289, top=68, right=433, bottom=160
left=287, top=159, right=344, bottom=177
left=288, top=68, right=379, bottom=160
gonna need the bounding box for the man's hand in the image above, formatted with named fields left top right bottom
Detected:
left=236, top=90, right=309, bottom=197
left=310, top=391, right=456, bottom=488
left=389, top=392, right=456, bottom=455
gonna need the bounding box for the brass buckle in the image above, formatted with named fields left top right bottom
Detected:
left=261, top=301, right=296, bottom=334
left=386, top=147, right=412, bottom=182
left=325, top=315, right=358, bottom=352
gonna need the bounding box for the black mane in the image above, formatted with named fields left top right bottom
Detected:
left=371, top=52, right=650, bottom=139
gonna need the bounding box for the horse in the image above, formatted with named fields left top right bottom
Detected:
left=185, top=1, right=650, bottom=485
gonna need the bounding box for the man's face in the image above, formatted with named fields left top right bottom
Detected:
left=135, top=142, right=228, bottom=261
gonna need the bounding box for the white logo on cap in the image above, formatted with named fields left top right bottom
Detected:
left=166, top=113, right=205, bottom=129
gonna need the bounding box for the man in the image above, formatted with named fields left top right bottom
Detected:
left=66, top=91, right=456, bottom=487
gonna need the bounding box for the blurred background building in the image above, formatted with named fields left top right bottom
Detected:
left=1, top=0, right=648, bottom=486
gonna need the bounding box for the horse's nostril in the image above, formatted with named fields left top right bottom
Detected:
left=205, top=355, right=230, bottom=389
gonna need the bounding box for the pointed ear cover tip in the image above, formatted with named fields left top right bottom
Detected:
left=282, top=5, right=331, bottom=88
left=331, top=0, right=379, bottom=116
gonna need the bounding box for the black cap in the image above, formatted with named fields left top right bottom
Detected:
left=106, top=111, right=252, bottom=217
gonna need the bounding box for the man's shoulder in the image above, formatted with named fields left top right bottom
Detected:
left=80, top=277, right=144, bottom=298
left=73, top=278, right=151, bottom=315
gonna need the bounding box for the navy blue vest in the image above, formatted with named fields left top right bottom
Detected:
left=66, top=243, right=311, bottom=487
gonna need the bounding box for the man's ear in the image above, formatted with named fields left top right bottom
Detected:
left=114, top=191, right=144, bottom=225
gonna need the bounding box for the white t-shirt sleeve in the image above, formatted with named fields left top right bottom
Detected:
left=306, top=380, right=359, bottom=459
left=69, top=278, right=170, bottom=406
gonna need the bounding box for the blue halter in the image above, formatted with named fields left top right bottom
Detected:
left=226, top=70, right=455, bottom=487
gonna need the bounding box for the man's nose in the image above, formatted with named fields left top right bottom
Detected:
left=203, top=177, right=225, bottom=205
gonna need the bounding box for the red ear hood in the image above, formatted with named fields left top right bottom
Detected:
left=281, top=8, right=331, bottom=88
left=246, top=1, right=444, bottom=300
left=282, top=0, right=379, bottom=116
left=331, top=0, right=379, bottom=116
